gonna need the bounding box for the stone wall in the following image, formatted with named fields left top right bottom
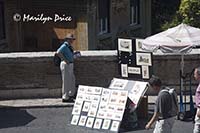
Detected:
left=0, top=51, right=200, bottom=99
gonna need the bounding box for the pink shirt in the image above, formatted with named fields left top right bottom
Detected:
left=195, top=83, right=200, bottom=108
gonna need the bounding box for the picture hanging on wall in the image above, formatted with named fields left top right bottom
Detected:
left=121, top=64, right=128, bottom=77
left=142, top=66, right=149, bottom=79
left=118, top=38, right=132, bottom=52
left=136, top=39, right=145, bottom=52
left=136, top=53, right=152, bottom=66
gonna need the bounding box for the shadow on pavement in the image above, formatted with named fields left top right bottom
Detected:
left=0, top=107, right=36, bottom=129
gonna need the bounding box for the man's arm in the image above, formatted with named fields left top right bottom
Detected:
left=145, top=112, right=160, bottom=130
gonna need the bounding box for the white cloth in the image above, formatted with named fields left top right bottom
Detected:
left=60, top=61, right=75, bottom=100
left=153, top=117, right=175, bottom=133
left=194, top=108, right=200, bottom=133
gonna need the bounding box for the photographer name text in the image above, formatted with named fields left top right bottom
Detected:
left=14, top=13, right=72, bottom=23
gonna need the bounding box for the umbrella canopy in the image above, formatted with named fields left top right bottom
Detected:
left=142, top=23, right=200, bottom=53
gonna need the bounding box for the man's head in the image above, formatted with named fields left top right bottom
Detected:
left=148, top=75, right=162, bottom=92
left=194, top=67, right=200, bottom=81
left=64, top=33, right=76, bottom=44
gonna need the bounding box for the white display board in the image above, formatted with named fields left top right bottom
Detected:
left=109, top=78, right=148, bottom=110
left=71, top=85, right=128, bottom=132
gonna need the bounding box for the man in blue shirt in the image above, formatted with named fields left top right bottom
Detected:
left=56, top=33, right=76, bottom=102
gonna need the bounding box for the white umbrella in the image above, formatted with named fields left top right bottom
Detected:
left=142, top=23, right=200, bottom=78
left=142, top=23, right=200, bottom=117
left=142, top=23, right=200, bottom=53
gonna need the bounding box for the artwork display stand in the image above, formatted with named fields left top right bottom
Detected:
left=118, top=38, right=153, bottom=80
left=70, top=78, right=148, bottom=132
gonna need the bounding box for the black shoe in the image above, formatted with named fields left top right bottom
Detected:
left=62, top=97, right=74, bottom=103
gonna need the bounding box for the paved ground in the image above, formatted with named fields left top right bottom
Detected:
left=0, top=98, right=195, bottom=133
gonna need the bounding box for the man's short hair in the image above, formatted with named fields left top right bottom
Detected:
left=149, top=75, right=162, bottom=87
left=196, top=67, right=200, bottom=75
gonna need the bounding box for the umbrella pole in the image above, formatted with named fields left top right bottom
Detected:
left=180, top=54, right=184, bottom=112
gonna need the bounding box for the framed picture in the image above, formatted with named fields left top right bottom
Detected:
left=85, top=117, right=95, bottom=128
left=90, top=102, right=99, bottom=110
left=93, top=118, right=103, bottom=129
left=72, top=106, right=82, bottom=115
left=118, top=38, right=132, bottom=52
left=136, top=53, right=152, bottom=66
left=109, top=78, right=128, bottom=90
left=78, top=115, right=87, bottom=126
left=102, top=119, right=111, bottom=130
left=142, top=66, right=149, bottom=79
left=82, top=101, right=91, bottom=112
left=88, top=109, right=97, bottom=117
left=71, top=115, right=80, bottom=125
left=102, top=88, right=111, bottom=96
left=128, top=67, right=141, bottom=74
left=78, top=85, right=87, bottom=93
left=136, top=39, right=144, bottom=52
left=97, top=110, right=106, bottom=119
left=121, top=64, right=128, bottom=77
left=128, top=81, right=148, bottom=107
left=110, top=121, right=120, bottom=132
left=113, top=113, right=123, bottom=121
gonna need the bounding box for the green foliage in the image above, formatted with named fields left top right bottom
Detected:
left=162, top=0, right=200, bottom=30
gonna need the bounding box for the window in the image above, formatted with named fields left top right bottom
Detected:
left=0, top=1, right=5, bottom=40
left=98, top=0, right=110, bottom=34
left=130, top=0, right=140, bottom=25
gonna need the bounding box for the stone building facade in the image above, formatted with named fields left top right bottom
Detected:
left=0, top=0, right=151, bottom=52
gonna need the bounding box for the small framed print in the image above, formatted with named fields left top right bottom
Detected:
left=128, top=67, right=141, bottom=74
left=93, top=87, right=102, bottom=95
left=107, top=105, right=115, bottom=111
left=109, top=78, right=128, bottom=90
left=74, top=100, right=83, bottom=108
left=78, top=115, right=87, bottom=126
left=100, top=95, right=109, bottom=103
left=78, top=85, right=87, bottom=93
left=121, top=64, right=128, bottom=77
left=72, top=107, right=82, bottom=115
left=136, top=39, right=144, bottom=52
left=102, top=88, right=111, bottom=96
left=82, top=102, right=91, bottom=112
left=88, top=109, right=97, bottom=117
left=142, top=66, right=149, bottom=79
left=106, top=112, right=113, bottom=119
left=76, top=93, right=85, bottom=100
left=120, top=91, right=128, bottom=98
left=91, top=95, right=100, bottom=102
left=97, top=111, right=106, bottom=119
left=118, top=38, right=132, bottom=52
left=136, top=53, right=152, bottom=66
left=115, top=106, right=125, bottom=113
left=71, top=115, right=80, bottom=125
left=110, top=121, right=120, bottom=132
left=90, top=102, right=99, bottom=110
left=113, top=113, right=123, bottom=121
left=86, top=117, right=95, bottom=128
left=93, top=118, right=103, bottom=129
left=102, top=119, right=111, bottom=130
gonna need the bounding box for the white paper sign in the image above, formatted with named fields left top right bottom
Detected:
left=128, top=67, right=141, bottom=74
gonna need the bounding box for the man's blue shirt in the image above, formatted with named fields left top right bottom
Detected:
left=57, top=41, right=74, bottom=62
